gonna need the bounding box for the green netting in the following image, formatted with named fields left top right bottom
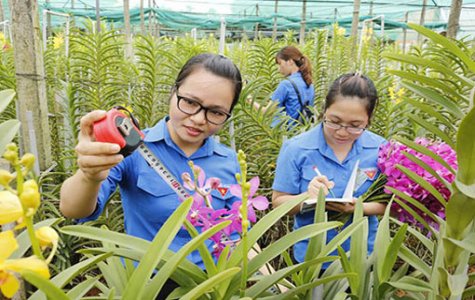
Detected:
left=2, top=0, right=475, bottom=37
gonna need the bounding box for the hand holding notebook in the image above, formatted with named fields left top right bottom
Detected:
left=301, top=160, right=360, bottom=212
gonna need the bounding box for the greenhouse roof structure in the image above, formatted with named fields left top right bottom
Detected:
left=1, top=0, right=475, bottom=39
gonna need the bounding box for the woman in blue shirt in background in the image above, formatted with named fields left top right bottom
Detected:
left=251, top=46, right=315, bottom=126
left=272, top=73, right=387, bottom=271
left=60, top=53, right=243, bottom=298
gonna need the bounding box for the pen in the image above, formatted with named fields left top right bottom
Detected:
left=312, top=166, right=337, bottom=198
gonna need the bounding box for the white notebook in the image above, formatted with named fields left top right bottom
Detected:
left=301, top=160, right=359, bottom=212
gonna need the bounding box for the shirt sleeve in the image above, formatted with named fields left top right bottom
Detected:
left=272, top=141, right=302, bottom=195
left=77, top=160, right=126, bottom=222
left=271, top=81, right=290, bottom=106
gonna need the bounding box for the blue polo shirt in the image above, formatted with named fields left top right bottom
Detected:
left=271, top=71, right=315, bottom=127
left=272, top=123, right=386, bottom=265
left=80, top=117, right=240, bottom=268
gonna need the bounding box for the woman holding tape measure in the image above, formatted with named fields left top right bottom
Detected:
left=60, top=53, right=244, bottom=297
left=272, top=73, right=388, bottom=273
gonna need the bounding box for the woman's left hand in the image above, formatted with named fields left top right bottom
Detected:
left=325, top=199, right=356, bottom=214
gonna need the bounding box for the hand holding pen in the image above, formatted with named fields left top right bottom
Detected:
left=308, top=166, right=337, bottom=198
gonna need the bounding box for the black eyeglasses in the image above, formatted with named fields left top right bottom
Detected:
left=323, top=119, right=366, bottom=134
left=175, top=88, right=231, bottom=125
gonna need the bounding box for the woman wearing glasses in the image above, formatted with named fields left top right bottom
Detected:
left=60, top=53, right=242, bottom=297
left=272, top=73, right=387, bottom=271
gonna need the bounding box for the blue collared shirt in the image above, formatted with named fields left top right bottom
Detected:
left=272, top=123, right=386, bottom=265
left=271, top=71, right=315, bottom=127
left=80, top=117, right=240, bottom=268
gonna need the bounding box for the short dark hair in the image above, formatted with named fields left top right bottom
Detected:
left=324, top=73, right=378, bottom=120
left=174, top=53, right=242, bottom=112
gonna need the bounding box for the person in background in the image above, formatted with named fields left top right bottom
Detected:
left=60, top=53, right=243, bottom=298
left=250, top=45, right=315, bottom=127
left=271, top=73, right=387, bottom=274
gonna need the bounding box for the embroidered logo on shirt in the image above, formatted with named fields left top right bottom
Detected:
left=355, top=167, right=378, bottom=191
left=217, top=186, right=229, bottom=197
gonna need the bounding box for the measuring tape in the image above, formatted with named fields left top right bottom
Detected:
left=137, top=143, right=191, bottom=201
left=94, top=107, right=191, bottom=201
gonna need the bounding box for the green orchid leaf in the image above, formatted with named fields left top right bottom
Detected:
left=455, top=107, right=475, bottom=193
left=387, top=276, right=432, bottom=293
left=398, top=246, right=431, bottom=278
left=259, top=273, right=357, bottom=300
left=395, top=136, right=456, bottom=174
left=409, top=23, right=475, bottom=72
left=29, top=253, right=113, bottom=300
left=143, top=220, right=231, bottom=299
left=0, top=119, right=21, bottom=154
left=381, top=224, right=408, bottom=283
left=60, top=225, right=205, bottom=281
left=22, top=271, right=70, bottom=300
left=180, top=267, right=241, bottom=300
left=66, top=276, right=100, bottom=300
left=444, top=232, right=475, bottom=253
left=245, top=257, right=336, bottom=298
left=444, top=188, right=475, bottom=266
left=122, top=198, right=192, bottom=300
left=225, top=222, right=341, bottom=298
left=228, top=196, right=306, bottom=267
left=0, top=89, right=15, bottom=113
left=400, top=81, right=464, bottom=119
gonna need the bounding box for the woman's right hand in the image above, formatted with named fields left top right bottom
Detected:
left=307, top=176, right=335, bottom=199
left=75, top=110, right=124, bottom=183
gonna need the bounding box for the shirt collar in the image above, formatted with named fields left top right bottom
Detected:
left=142, top=116, right=229, bottom=157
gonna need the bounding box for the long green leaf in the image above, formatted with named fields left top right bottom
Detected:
left=383, top=54, right=472, bottom=87
left=398, top=246, right=431, bottom=278
left=29, top=253, right=112, bottom=300
left=381, top=224, right=408, bottom=282
left=143, top=221, right=231, bottom=299
left=387, top=276, right=433, bottom=293
left=401, top=81, right=464, bottom=119
left=395, top=136, right=456, bottom=174
left=22, top=271, right=69, bottom=300
left=245, top=257, right=337, bottom=298
left=0, top=120, right=21, bottom=154
left=60, top=225, right=205, bottom=280
left=180, top=267, right=241, bottom=300
left=401, top=151, right=452, bottom=192
left=122, top=198, right=192, bottom=300
left=260, top=273, right=357, bottom=300
left=66, top=276, right=100, bottom=300
left=407, top=114, right=455, bottom=148
left=395, top=164, right=447, bottom=208
left=455, top=107, right=475, bottom=197
left=227, top=196, right=305, bottom=267
left=0, top=89, right=15, bottom=112
left=223, top=221, right=341, bottom=298
left=409, top=23, right=475, bottom=72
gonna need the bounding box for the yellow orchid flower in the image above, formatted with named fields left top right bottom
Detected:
left=0, top=191, right=23, bottom=225
left=0, top=231, right=50, bottom=298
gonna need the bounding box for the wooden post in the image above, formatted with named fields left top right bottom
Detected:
left=299, top=0, right=307, bottom=46
left=10, top=0, right=52, bottom=171
left=95, top=0, right=100, bottom=33
left=254, top=4, right=259, bottom=39
left=351, top=0, right=361, bottom=51
left=124, top=0, right=132, bottom=60
left=418, top=0, right=428, bottom=42
left=140, top=0, right=145, bottom=34
left=148, top=0, right=153, bottom=34
left=0, top=0, right=4, bottom=23
left=272, top=0, right=278, bottom=41
left=447, top=0, right=463, bottom=38
left=402, top=11, right=408, bottom=53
